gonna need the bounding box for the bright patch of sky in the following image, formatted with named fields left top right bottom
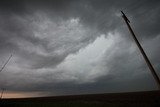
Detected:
left=55, top=33, right=120, bottom=83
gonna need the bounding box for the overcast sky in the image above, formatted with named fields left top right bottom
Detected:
left=0, top=0, right=160, bottom=98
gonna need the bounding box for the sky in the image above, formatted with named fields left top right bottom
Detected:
left=0, top=0, right=160, bottom=98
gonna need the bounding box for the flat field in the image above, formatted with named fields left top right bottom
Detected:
left=0, top=90, right=160, bottom=107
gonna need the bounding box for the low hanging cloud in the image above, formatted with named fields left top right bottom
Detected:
left=0, top=0, right=160, bottom=97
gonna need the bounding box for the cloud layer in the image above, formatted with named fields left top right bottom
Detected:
left=0, top=0, right=160, bottom=97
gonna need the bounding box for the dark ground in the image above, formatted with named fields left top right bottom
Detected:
left=0, top=90, right=160, bottom=107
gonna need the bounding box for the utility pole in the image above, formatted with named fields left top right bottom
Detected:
left=121, top=11, right=160, bottom=89
left=0, top=54, right=12, bottom=73
left=0, top=88, right=5, bottom=99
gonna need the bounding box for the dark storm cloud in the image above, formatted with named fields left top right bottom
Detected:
left=1, top=0, right=160, bottom=39
left=0, top=0, right=160, bottom=96
left=2, top=0, right=160, bottom=37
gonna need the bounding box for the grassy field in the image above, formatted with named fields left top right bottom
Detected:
left=0, top=90, right=160, bottom=107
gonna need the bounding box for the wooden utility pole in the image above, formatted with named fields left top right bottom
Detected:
left=0, top=88, right=5, bottom=99
left=121, top=11, right=160, bottom=89
left=0, top=54, right=12, bottom=72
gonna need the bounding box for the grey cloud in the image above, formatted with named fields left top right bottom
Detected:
left=0, top=0, right=160, bottom=96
